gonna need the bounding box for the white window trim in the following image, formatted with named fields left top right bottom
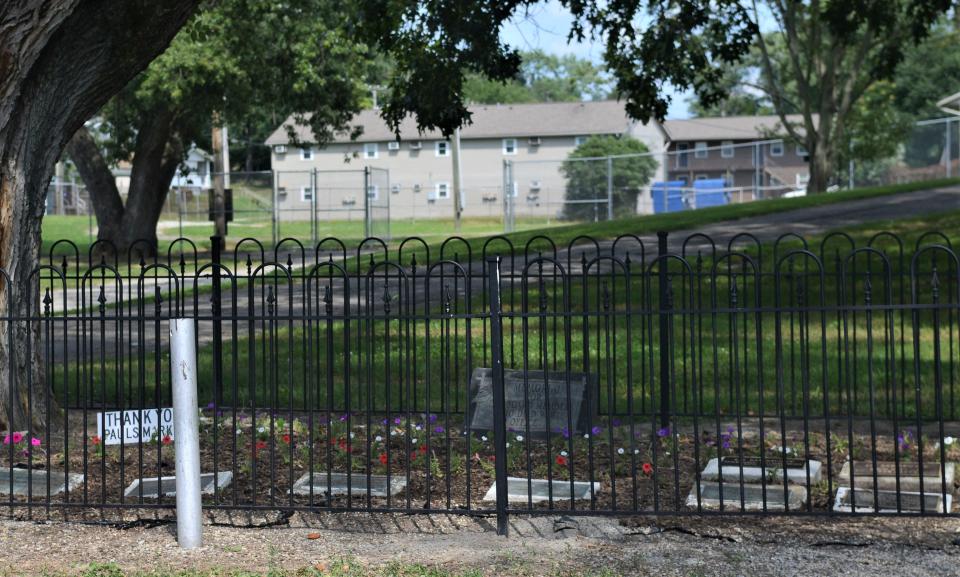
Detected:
left=574, top=136, right=588, bottom=146
left=364, top=143, right=379, bottom=159
left=694, top=141, right=708, bottom=159
left=720, top=140, right=734, bottom=158
left=367, top=184, right=379, bottom=201
left=502, top=138, right=517, bottom=155
left=300, top=146, right=314, bottom=161
left=436, top=182, right=450, bottom=199
left=770, top=140, right=784, bottom=157
left=300, top=186, right=313, bottom=202
left=435, top=141, right=449, bottom=157
left=796, top=144, right=808, bottom=156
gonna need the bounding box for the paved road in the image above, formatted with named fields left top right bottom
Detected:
left=46, top=185, right=960, bottom=360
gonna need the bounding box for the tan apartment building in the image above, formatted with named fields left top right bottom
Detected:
left=661, top=115, right=811, bottom=198
left=264, top=101, right=668, bottom=220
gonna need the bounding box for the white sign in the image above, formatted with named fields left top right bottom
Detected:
left=97, top=408, right=174, bottom=445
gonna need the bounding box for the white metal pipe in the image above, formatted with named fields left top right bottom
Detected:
left=170, top=318, right=202, bottom=549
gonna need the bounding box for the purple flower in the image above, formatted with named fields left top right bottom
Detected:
left=591, top=425, right=602, bottom=436
left=394, top=417, right=402, bottom=425
left=722, top=440, right=731, bottom=449
left=339, top=413, right=349, bottom=422
left=657, top=427, right=671, bottom=438
left=611, top=418, right=622, bottom=427
left=206, top=402, right=215, bottom=410
left=429, top=414, right=438, bottom=423
left=434, top=426, right=445, bottom=434
left=559, top=426, right=571, bottom=439
left=381, top=418, right=389, bottom=426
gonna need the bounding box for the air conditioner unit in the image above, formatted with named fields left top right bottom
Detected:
left=529, top=180, right=542, bottom=191
left=342, top=197, right=356, bottom=206
left=528, top=136, right=542, bottom=146
left=387, top=141, right=400, bottom=151
left=273, top=145, right=287, bottom=154
left=391, top=183, right=401, bottom=194
left=482, top=193, right=498, bottom=203
left=413, top=183, right=422, bottom=193
left=409, top=141, right=423, bottom=150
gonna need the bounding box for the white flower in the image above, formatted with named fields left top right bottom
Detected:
left=375, top=435, right=383, bottom=442
left=516, top=435, right=524, bottom=442
left=257, top=426, right=265, bottom=433
left=349, top=432, right=355, bottom=439
left=634, top=449, right=640, bottom=455
left=390, top=431, right=397, bottom=437
left=617, top=448, right=625, bottom=455
left=481, top=436, right=488, bottom=442
left=236, top=429, right=242, bottom=436
left=945, top=436, right=955, bottom=446
left=415, top=425, right=422, bottom=431
left=411, top=438, right=418, bottom=444
left=505, top=442, right=510, bottom=448
left=583, top=434, right=590, bottom=439
left=560, top=451, right=568, bottom=457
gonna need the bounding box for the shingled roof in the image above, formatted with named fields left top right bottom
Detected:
left=662, top=115, right=810, bottom=141
left=265, top=100, right=661, bottom=145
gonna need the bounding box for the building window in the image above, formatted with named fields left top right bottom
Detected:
left=574, top=136, right=589, bottom=146
left=367, top=184, right=379, bottom=200
left=502, top=138, right=517, bottom=155
left=300, top=186, right=313, bottom=202
left=721, top=141, right=734, bottom=158
left=677, top=143, right=689, bottom=168
left=770, top=140, right=784, bottom=157
left=796, top=143, right=808, bottom=157
left=300, top=146, right=313, bottom=161
left=436, top=182, right=450, bottom=199
left=435, top=141, right=449, bottom=157
left=694, top=141, right=708, bottom=159
left=695, top=174, right=710, bottom=181
left=364, top=143, right=379, bottom=159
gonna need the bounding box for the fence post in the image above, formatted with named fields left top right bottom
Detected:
left=606, top=156, right=614, bottom=221
left=486, top=256, right=509, bottom=536
left=657, top=231, right=671, bottom=431
left=364, top=166, right=371, bottom=238
left=210, top=236, right=223, bottom=405
left=170, top=318, right=202, bottom=549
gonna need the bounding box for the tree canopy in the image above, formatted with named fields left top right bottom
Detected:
left=462, top=50, right=611, bottom=104
left=560, top=136, right=657, bottom=221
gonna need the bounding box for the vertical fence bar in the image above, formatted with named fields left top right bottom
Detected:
left=657, top=231, right=671, bottom=430
left=211, top=236, right=223, bottom=406
left=486, top=256, right=509, bottom=536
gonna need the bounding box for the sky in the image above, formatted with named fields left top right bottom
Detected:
left=499, top=1, right=694, bottom=119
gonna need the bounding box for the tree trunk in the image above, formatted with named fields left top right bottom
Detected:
left=0, top=0, right=199, bottom=432
left=67, top=112, right=183, bottom=257
left=807, top=143, right=834, bottom=195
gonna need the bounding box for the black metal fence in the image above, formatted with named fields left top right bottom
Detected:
left=1, top=230, right=960, bottom=531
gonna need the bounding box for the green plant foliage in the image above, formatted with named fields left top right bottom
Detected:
left=560, top=136, right=657, bottom=221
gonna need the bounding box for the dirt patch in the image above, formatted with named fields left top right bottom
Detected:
left=0, top=512, right=958, bottom=576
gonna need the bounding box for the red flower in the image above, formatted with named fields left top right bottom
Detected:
left=642, top=462, right=653, bottom=476
left=161, top=435, right=172, bottom=446
left=91, top=436, right=101, bottom=446
left=488, top=455, right=495, bottom=462
left=556, top=455, right=567, bottom=466
left=282, top=434, right=291, bottom=444
left=419, top=444, right=427, bottom=454
left=255, top=440, right=268, bottom=451
left=410, top=451, right=418, bottom=460
left=378, top=453, right=387, bottom=465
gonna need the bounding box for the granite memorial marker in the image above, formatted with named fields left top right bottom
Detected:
left=467, top=368, right=597, bottom=437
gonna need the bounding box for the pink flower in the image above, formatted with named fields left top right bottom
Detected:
left=11, top=432, right=22, bottom=444
left=2, top=436, right=9, bottom=445
left=30, top=438, right=40, bottom=447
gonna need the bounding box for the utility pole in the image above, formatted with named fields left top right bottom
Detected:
left=211, top=112, right=227, bottom=249
left=451, top=128, right=463, bottom=232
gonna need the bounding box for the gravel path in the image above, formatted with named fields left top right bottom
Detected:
left=0, top=513, right=958, bottom=576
